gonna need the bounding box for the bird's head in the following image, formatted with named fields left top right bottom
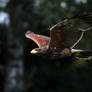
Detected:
left=31, top=48, right=43, bottom=54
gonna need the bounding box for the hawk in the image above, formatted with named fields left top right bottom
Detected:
left=25, top=12, right=92, bottom=59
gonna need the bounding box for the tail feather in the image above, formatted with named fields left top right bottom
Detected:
left=25, top=30, right=34, bottom=35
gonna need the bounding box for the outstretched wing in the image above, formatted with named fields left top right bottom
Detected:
left=49, top=12, right=92, bottom=50
left=25, top=31, right=50, bottom=48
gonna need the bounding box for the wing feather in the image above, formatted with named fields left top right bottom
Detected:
left=25, top=31, right=50, bottom=48
left=49, top=12, right=92, bottom=51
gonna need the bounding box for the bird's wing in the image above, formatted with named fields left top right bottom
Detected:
left=25, top=31, right=50, bottom=48
left=49, top=12, right=92, bottom=50
left=71, top=49, right=92, bottom=58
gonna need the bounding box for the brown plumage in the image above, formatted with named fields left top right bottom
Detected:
left=25, top=12, right=92, bottom=58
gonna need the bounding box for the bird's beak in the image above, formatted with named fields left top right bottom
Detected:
left=31, top=49, right=38, bottom=54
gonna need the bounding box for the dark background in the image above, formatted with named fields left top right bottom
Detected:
left=0, top=0, right=92, bottom=92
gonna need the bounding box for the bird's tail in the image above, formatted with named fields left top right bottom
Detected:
left=25, top=30, right=34, bottom=35
left=71, top=49, right=92, bottom=59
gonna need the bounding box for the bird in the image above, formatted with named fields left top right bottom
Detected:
left=25, top=12, right=92, bottom=59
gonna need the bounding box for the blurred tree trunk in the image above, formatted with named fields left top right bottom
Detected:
left=0, top=26, right=7, bottom=92
left=4, top=26, right=24, bottom=92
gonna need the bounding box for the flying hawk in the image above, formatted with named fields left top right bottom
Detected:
left=25, top=12, right=92, bottom=58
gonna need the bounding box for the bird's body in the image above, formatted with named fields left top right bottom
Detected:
left=25, top=12, right=92, bottom=59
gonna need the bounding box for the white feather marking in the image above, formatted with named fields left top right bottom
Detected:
left=79, top=27, right=92, bottom=32
left=71, top=49, right=84, bottom=53
left=71, top=32, right=84, bottom=48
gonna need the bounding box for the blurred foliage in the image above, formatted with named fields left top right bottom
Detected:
left=0, top=0, right=92, bottom=92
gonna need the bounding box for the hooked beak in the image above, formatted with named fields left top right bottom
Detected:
left=31, top=49, right=38, bottom=54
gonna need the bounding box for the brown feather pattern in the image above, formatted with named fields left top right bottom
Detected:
left=25, top=31, right=50, bottom=48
